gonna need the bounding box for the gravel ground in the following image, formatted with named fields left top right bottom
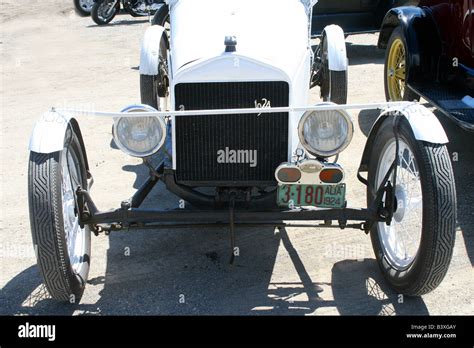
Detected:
left=0, top=0, right=473, bottom=315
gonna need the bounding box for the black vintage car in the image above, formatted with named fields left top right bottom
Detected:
left=311, top=0, right=418, bottom=35
left=379, top=0, right=474, bottom=130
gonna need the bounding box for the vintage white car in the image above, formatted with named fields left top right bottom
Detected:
left=28, top=0, right=456, bottom=303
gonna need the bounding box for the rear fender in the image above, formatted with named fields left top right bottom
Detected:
left=378, top=7, right=441, bottom=81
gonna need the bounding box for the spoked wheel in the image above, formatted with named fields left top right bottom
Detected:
left=74, top=0, right=94, bottom=16
left=140, top=34, right=169, bottom=110
left=368, top=117, right=456, bottom=296
left=319, top=33, right=348, bottom=104
left=384, top=27, right=420, bottom=102
left=91, top=0, right=119, bottom=25
left=28, top=128, right=91, bottom=303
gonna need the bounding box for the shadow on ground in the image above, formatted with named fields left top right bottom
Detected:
left=346, top=41, right=385, bottom=66
left=0, top=224, right=430, bottom=315
left=311, top=39, right=384, bottom=67
left=1, top=155, right=429, bottom=315
left=87, top=19, right=149, bottom=28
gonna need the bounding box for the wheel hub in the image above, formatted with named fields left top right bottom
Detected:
left=80, top=0, right=94, bottom=10
left=393, top=185, right=406, bottom=223
left=377, top=139, right=423, bottom=270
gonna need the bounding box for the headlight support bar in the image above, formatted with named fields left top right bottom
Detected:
left=53, top=101, right=416, bottom=119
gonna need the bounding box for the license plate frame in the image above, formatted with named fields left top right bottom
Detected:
left=277, top=183, right=346, bottom=208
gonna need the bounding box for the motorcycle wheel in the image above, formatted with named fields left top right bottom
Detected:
left=74, top=0, right=94, bottom=16
left=91, top=0, right=119, bottom=25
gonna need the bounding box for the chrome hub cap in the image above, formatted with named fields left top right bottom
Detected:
left=393, top=185, right=406, bottom=223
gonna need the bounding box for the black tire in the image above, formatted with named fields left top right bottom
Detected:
left=384, top=27, right=420, bottom=102
left=74, top=0, right=93, bottom=16
left=140, top=75, right=159, bottom=109
left=28, top=128, right=91, bottom=303
left=367, top=117, right=456, bottom=296
left=91, top=0, right=119, bottom=25
left=320, top=34, right=348, bottom=104
left=151, top=3, right=169, bottom=27
left=140, top=36, right=168, bottom=110
left=322, top=70, right=348, bottom=104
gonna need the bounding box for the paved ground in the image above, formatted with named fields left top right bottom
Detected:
left=0, top=0, right=473, bottom=315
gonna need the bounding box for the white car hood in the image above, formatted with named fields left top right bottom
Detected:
left=168, top=0, right=314, bottom=79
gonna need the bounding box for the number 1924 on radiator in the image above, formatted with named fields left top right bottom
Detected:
left=277, top=184, right=346, bottom=208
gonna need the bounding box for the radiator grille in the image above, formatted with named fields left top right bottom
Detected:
left=174, top=82, right=289, bottom=186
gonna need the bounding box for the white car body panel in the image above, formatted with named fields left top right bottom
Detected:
left=168, top=0, right=311, bottom=80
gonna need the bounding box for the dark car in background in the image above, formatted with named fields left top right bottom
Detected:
left=311, top=0, right=418, bottom=35
left=379, top=0, right=474, bottom=130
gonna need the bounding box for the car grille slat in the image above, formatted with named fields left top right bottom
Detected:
left=174, top=82, right=289, bottom=186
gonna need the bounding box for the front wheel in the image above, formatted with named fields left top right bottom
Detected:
left=28, top=128, right=91, bottom=303
left=91, top=0, right=119, bottom=25
left=368, top=117, right=456, bottom=296
left=140, top=34, right=169, bottom=110
left=74, top=0, right=94, bottom=16
left=320, top=33, right=348, bottom=104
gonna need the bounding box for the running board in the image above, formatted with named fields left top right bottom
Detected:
left=409, top=82, right=474, bottom=131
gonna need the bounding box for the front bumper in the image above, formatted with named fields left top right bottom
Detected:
left=76, top=160, right=385, bottom=234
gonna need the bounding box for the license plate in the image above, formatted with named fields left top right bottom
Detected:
left=277, top=184, right=346, bottom=208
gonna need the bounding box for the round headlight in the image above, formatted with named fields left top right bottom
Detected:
left=298, top=106, right=353, bottom=157
left=113, top=105, right=166, bottom=158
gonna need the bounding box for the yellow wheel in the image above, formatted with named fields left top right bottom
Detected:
left=387, top=39, right=406, bottom=100
left=384, top=27, right=419, bottom=102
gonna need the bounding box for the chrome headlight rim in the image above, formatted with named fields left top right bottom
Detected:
left=113, top=104, right=166, bottom=158
left=297, top=104, right=354, bottom=158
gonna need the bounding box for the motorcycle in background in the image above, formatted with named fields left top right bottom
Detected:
left=74, top=0, right=95, bottom=16
left=91, top=0, right=165, bottom=25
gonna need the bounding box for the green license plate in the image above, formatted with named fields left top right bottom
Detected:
left=277, top=184, right=346, bottom=208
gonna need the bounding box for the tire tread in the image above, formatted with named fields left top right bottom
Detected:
left=29, top=152, right=72, bottom=301
left=409, top=143, right=456, bottom=295
left=140, top=74, right=158, bottom=110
